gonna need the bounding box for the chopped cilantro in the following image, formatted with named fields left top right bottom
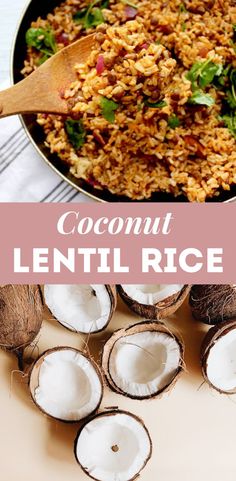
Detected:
left=144, top=99, right=167, bottom=108
left=25, top=27, right=57, bottom=63
left=188, top=90, right=215, bottom=107
left=221, top=113, right=236, bottom=138
left=179, top=3, right=187, bottom=12
left=73, top=0, right=109, bottom=29
left=168, top=115, right=181, bottom=129
left=187, top=59, right=223, bottom=89
left=65, top=119, right=86, bottom=149
left=100, top=97, right=119, bottom=123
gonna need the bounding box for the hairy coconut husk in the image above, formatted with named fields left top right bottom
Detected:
left=106, top=284, right=117, bottom=323
left=118, top=285, right=190, bottom=319
left=190, top=285, right=236, bottom=325
left=29, top=346, right=104, bottom=423
left=74, top=409, right=152, bottom=481
left=102, top=320, right=184, bottom=400
left=0, top=285, right=43, bottom=368
left=201, top=319, right=236, bottom=394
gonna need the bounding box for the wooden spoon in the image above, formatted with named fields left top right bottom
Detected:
left=0, top=34, right=95, bottom=119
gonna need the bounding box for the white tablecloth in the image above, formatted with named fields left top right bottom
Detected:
left=0, top=0, right=94, bottom=202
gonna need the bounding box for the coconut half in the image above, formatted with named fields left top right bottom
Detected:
left=29, top=347, right=103, bottom=422
left=190, top=284, right=236, bottom=325
left=201, top=320, right=236, bottom=394
left=44, top=284, right=117, bottom=334
left=118, top=284, right=190, bottom=319
left=102, top=321, right=184, bottom=399
left=74, top=410, right=152, bottom=481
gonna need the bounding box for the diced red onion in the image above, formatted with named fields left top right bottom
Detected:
left=124, top=6, right=137, bottom=18
left=140, top=42, right=148, bottom=50
left=87, top=176, right=101, bottom=188
left=96, top=55, right=105, bottom=75
left=57, top=32, right=69, bottom=46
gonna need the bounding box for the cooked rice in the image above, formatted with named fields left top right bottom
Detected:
left=22, top=0, right=236, bottom=201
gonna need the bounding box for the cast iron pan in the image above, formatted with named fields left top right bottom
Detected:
left=12, top=0, right=236, bottom=203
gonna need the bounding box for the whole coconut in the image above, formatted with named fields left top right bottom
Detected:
left=189, top=285, right=236, bottom=325
left=0, top=285, right=43, bottom=367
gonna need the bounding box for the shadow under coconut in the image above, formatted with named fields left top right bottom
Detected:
left=46, top=418, right=80, bottom=464
left=86, top=329, right=113, bottom=366
left=5, top=352, right=37, bottom=413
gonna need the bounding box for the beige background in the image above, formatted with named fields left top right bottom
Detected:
left=0, top=294, right=236, bottom=481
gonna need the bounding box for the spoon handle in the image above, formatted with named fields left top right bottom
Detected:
left=0, top=68, right=68, bottom=118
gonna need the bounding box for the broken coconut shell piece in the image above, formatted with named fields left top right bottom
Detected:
left=0, top=285, right=43, bottom=368
left=102, top=321, right=184, bottom=399
left=44, top=284, right=117, bottom=334
left=74, top=410, right=152, bottom=481
left=118, top=284, right=190, bottom=319
left=201, top=319, right=236, bottom=394
left=190, top=284, right=236, bottom=325
left=29, top=347, right=103, bottom=422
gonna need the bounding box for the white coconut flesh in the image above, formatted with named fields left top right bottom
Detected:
left=75, top=412, right=151, bottom=481
left=120, top=284, right=184, bottom=305
left=109, top=331, right=181, bottom=397
left=44, top=284, right=112, bottom=333
left=32, top=349, right=102, bottom=421
left=206, top=329, right=236, bottom=392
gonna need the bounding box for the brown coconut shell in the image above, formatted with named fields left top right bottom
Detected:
left=102, top=320, right=184, bottom=400
left=201, top=319, right=236, bottom=394
left=44, top=284, right=117, bottom=334
left=74, top=409, right=152, bottom=481
left=118, top=285, right=190, bottom=319
left=0, top=285, right=43, bottom=352
left=190, top=284, right=236, bottom=325
left=29, top=346, right=104, bottom=423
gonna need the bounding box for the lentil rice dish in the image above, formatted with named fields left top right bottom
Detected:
left=22, top=0, right=236, bottom=201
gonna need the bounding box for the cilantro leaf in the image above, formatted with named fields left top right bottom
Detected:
left=26, top=28, right=46, bottom=49
left=144, top=99, right=167, bottom=108
left=186, top=60, right=223, bottom=89
left=26, top=27, right=57, bottom=62
left=65, top=119, right=86, bottom=149
left=226, top=90, right=236, bottom=109
left=179, top=3, right=187, bottom=12
left=73, top=0, right=108, bottom=29
left=168, top=115, right=181, bottom=129
left=221, top=113, right=236, bottom=138
left=223, top=68, right=236, bottom=109
left=188, top=90, right=215, bottom=107
left=199, top=62, right=223, bottom=88
left=100, top=97, right=119, bottom=122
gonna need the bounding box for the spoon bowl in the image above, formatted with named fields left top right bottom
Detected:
left=0, top=34, right=95, bottom=118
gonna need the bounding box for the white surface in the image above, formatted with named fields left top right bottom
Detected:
left=206, top=329, right=236, bottom=392
left=75, top=412, right=151, bottom=481
left=44, top=284, right=112, bottom=333
left=0, top=0, right=94, bottom=202
left=109, top=331, right=181, bottom=397
left=34, top=348, right=102, bottom=421
left=0, top=0, right=27, bottom=85
left=121, top=285, right=184, bottom=305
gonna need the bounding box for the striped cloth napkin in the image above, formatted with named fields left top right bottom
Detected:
left=0, top=113, right=94, bottom=203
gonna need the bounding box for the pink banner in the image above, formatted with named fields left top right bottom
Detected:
left=0, top=203, right=234, bottom=283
